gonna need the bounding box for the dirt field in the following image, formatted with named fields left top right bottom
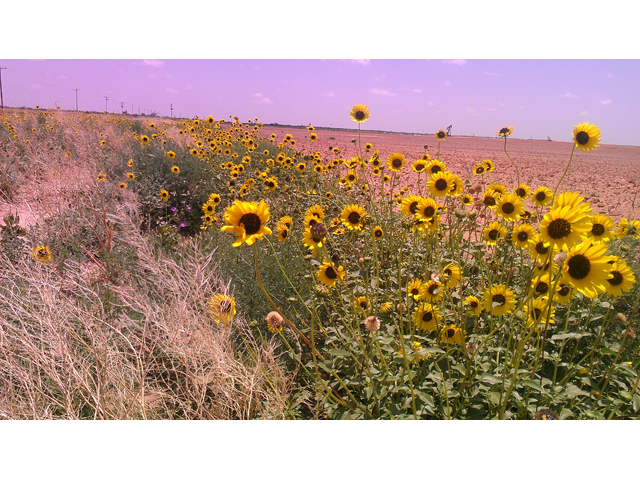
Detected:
left=261, top=125, right=640, bottom=222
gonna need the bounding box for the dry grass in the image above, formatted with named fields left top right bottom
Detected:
left=0, top=109, right=294, bottom=419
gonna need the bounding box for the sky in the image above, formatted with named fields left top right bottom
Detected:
left=0, top=58, right=637, bottom=145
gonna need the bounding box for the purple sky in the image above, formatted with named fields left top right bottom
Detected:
left=0, top=59, right=637, bottom=145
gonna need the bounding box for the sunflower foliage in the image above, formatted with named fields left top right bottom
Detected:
left=203, top=115, right=639, bottom=419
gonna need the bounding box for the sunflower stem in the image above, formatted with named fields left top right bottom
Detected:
left=551, top=143, right=576, bottom=206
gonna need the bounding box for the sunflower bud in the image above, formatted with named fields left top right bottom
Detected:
left=310, top=222, right=327, bottom=242
left=266, top=311, right=284, bottom=333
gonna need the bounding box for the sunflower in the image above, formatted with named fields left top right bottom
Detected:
left=616, top=217, right=640, bottom=239
left=531, top=186, right=553, bottom=207
left=126, top=172, right=135, bottom=181
left=350, top=104, right=370, bottom=123
left=414, top=303, right=442, bottom=331
left=387, top=153, right=406, bottom=172
left=425, top=159, right=446, bottom=175
left=496, top=193, right=525, bottom=222
left=524, top=297, right=555, bottom=330
left=141, top=135, right=150, bottom=144
left=207, top=293, right=236, bottom=324
left=561, top=241, right=613, bottom=299
left=202, top=201, right=216, bottom=216
left=482, top=284, right=516, bottom=316
left=585, top=214, right=615, bottom=244
left=341, top=204, right=366, bottom=231
left=512, top=223, right=537, bottom=249
left=419, top=280, right=444, bottom=303
left=309, top=133, right=318, bottom=141
left=497, top=126, right=513, bottom=137
left=473, top=163, right=486, bottom=176
left=441, top=262, right=461, bottom=289
left=401, top=194, right=423, bottom=218
left=382, top=174, right=391, bottom=184
left=209, top=193, right=222, bottom=205
left=30, top=245, right=52, bottom=263
left=264, top=177, right=278, bottom=191
left=372, top=225, right=384, bottom=240
left=435, top=129, right=447, bottom=141
left=604, top=257, right=636, bottom=297
left=572, top=122, right=601, bottom=152
left=554, top=283, right=574, bottom=305
left=448, top=174, right=464, bottom=197
left=96, top=172, right=107, bottom=182
left=514, top=184, right=531, bottom=200
left=276, top=225, right=289, bottom=243
left=482, top=189, right=499, bottom=208
left=412, top=159, right=428, bottom=173
left=441, top=325, right=465, bottom=347
left=464, top=295, right=483, bottom=316
left=127, top=159, right=134, bottom=167
left=528, top=234, right=555, bottom=263
left=118, top=182, right=128, bottom=190
left=532, top=272, right=554, bottom=297
left=171, top=166, right=180, bottom=175
left=296, top=163, right=306, bottom=173
left=345, top=169, right=358, bottom=183
left=427, top=171, right=454, bottom=198
left=552, top=191, right=592, bottom=216
left=461, top=194, right=473, bottom=206
left=483, top=221, right=507, bottom=246
left=539, top=205, right=591, bottom=251
left=355, top=296, right=370, bottom=312
left=483, top=159, right=496, bottom=173
left=221, top=200, right=272, bottom=247
left=159, top=189, right=169, bottom=201
left=407, top=279, right=423, bottom=301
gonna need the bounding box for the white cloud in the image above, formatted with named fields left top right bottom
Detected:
left=443, top=59, right=466, bottom=66
left=148, top=73, right=160, bottom=79
left=557, top=92, right=579, bottom=98
left=443, top=81, right=452, bottom=87
left=466, top=106, right=479, bottom=116
left=402, top=87, right=422, bottom=93
left=484, top=107, right=496, bottom=111
left=499, top=102, right=505, bottom=106
left=323, top=91, right=335, bottom=97
left=142, top=60, right=164, bottom=67
left=600, top=99, right=612, bottom=105
left=579, top=111, right=589, bottom=116
left=483, top=71, right=500, bottom=76
left=352, top=59, right=370, bottom=65
left=370, top=88, right=398, bottom=97
left=165, top=88, right=179, bottom=94
left=427, top=101, right=434, bottom=106
left=58, top=75, right=67, bottom=80
left=252, top=93, right=273, bottom=104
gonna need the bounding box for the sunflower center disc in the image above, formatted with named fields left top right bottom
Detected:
left=548, top=218, right=572, bottom=239
left=536, top=192, right=547, bottom=202
left=240, top=213, right=261, bottom=235
left=431, top=166, right=442, bottom=174
left=492, top=294, right=506, bottom=305
left=446, top=328, right=455, bottom=338
left=484, top=197, right=496, bottom=206
left=470, top=301, right=478, bottom=308
left=428, top=284, right=439, bottom=294
left=518, top=232, right=529, bottom=242
left=348, top=212, right=361, bottom=224
left=533, top=308, right=542, bottom=319
left=355, top=111, right=365, bottom=120
left=375, top=229, right=383, bottom=238
left=423, top=312, right=433, bottom=322
left=435, top=179, right=448, bottom=191
left=535, top=242, right=548, bottom=255
left=535, top=282, right=549, bottom=294
left=567, top=254, right=591, bottom=280
left=325, top=267, right=337, bottom=279
left=517, top=188, right=526, bottom=197
left=576, top=131, right=590, bottom=145
left=502, top=203, right=515, bottom=214
left=476, top=167, right=484, bottom=174
left=220, top=300, right=232, bottom=313
left=409, top=202, right=419, bottom=214
left=591, top=224, right=605, bottom=236
left=424, top=206, right=435, bottom=217
left=607, top=271, right=623, bottom=286
left=488, top=229, right=499, bottom=240
left=392, top=159, right=402, bottom=168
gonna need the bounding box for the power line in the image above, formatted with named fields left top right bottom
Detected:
left=0, top=66, right=6, bottom=109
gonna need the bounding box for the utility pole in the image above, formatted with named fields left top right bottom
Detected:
left=0, top=66, right=7, bottom=109
left=138, top=106, right=140, bottom=115
left=120, top=102, right=124, bottom=114
left=74, top=88, right=79, bottom=111
left=131, top=104, right=134, bottom=115
left=170, top=104, right=173, bottom=118
left=104, top=96, right=109, bottom=113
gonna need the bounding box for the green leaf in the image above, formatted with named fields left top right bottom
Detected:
left=565, top=384, right=589, bottom=399
left=522, top=380, right=545, bottom=393
left=551, top=332, right=593, bottom=341
left=633, top=394, right=640, bottom=413
left=327, top=349, right=351, bottom=357
left=480, top=373, right=503, bottom=385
